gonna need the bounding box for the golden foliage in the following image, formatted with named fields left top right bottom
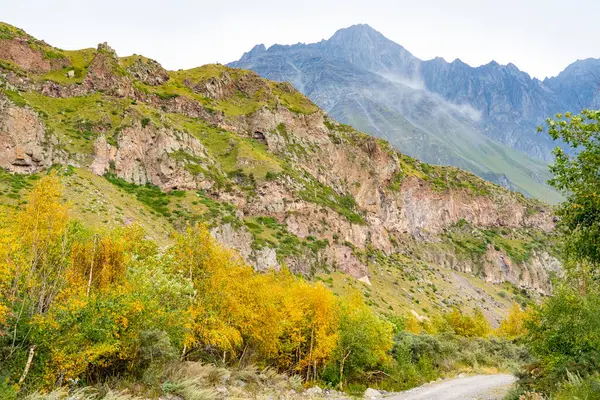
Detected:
left=444, top=308, right=491, bottom=338
left=173, top=225, right=340, bottom=374
left=0, top=173, right=70, bottom=316
left=67, top=235, right=127, bottom=295
left=497, top=303, right=533, bottom=340
left=405, top=314, right=422, bottom=334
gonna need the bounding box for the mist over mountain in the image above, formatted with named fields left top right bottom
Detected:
left=231, top=24, right=600, bottom=201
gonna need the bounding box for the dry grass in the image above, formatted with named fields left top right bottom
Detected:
left=23, top=362, right=309, bottom=400
left=24, top=388, right=140, bottom=400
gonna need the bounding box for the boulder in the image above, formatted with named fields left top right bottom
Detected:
left=364, top=388, right=382, bottom=398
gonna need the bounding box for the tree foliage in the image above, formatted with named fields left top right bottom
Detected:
left=521, top=287, right=600, bottom=394
left=497, top=303, right=532, bottom=341
left=333, top=292, right=394, bottom=386
left=514, top=109, right=600, bottom=397
left=540, top=110, right=600, bottom=282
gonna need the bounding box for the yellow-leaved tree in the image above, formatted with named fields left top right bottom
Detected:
left=445, top=308, right=491, bottom=338
left=12, top=173, right=69, bottom=315
left=171, top=224, right=248, bottom=358
left=278, top=276, right=339, bottom=380
left=497, top=303, right=532, bottom=340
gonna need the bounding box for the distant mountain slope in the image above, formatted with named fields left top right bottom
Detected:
left=544, top=58, right=600, bottom=111
left=231, top=25, right=598, bottom=202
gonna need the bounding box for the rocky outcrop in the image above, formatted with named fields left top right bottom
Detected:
left=482, top=247, right=560, bottom=295
left=210, top=223, right=280, bottom=272
left=0, top=37, right=69, bottom=73
left=184, top=69, right=271, bottom=101
left=0, top=93, right=53, bottom=173
left=91, top=121, right=216, bottom=190
left=82, top=43, right=135, bottom=98
left=185, top=71, right=236, bottom=99
left=126, top=56, right=170, bottom=86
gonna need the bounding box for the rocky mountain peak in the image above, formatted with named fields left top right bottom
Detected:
left=544, top=58, right=600, bottom=110
left=328, top=23, right=387, bottom=43
left=321, top=24, right=420, bottom=78
left=450, top=58, right=468, bottom=67
left=97, top=42, right=118, bottom=58
left=239, top=43, right=267, bottom=62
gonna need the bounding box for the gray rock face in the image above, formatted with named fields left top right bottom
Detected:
left=419, top=58, right=563, bottom=161
left=0, top=92, right=57, bottom=173
left=544, top=58, right=600, bottom=111
left=230, top=24, right=599, bottom=201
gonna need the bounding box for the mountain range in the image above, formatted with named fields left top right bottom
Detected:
left=230, top=24, right=600, bottom=202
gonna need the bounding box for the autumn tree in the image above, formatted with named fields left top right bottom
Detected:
left=170, top=224, right=246, bottom=359
left=0, top=173, right=71, bottom=387
left=444, top=308, right=491, bottom=338
left=277, top=276, right=339, bottom=380
left=8, top=173, right=70, bottom=315
left=497, top=303, right=531, bottom=340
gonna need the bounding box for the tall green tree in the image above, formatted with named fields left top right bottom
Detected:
left=539, top=110, right=600, bottom=288
left=519, top=110, right=600, bottom=396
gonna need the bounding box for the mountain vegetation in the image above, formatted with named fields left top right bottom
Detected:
left=0, top=22, right=568, bottom=399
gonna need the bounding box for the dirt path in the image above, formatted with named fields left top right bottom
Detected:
left=387, top=374, right=516, bottom=400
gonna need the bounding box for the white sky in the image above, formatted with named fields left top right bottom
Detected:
left=2, top=0, right=599, bottom=79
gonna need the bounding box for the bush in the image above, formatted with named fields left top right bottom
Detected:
left=553, top=372, right=600, bottom=400
left=0, top=378, right=17, bottom=400
left=519, top=287, right=600, bottom=394
left=324, top=292, right=394, bottom=389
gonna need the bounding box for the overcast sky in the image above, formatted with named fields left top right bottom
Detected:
left=2, top=0, right=599, bottom=79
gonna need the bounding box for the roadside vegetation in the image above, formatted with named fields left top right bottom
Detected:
left=505, top=110, right=600, bottom=400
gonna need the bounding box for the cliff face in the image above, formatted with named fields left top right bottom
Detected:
left=0, top=24, right=559, bottom=303
left=0, top=95, right=52, bottom=173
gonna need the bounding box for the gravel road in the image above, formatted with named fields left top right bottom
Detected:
left=387, top=374, right=516, bottom=400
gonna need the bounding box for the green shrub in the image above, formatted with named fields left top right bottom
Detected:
left=518, top=287, right=600, bottom=395
left=554, top=373, right=600, bottom=400
left=0, top=378, right=17, bottom=400
left=379, top=331, right=529, bottom=391
left=105, top=174, right=171, bottom=216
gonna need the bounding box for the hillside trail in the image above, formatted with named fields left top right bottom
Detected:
left=387, top=374, right=516, bottom=400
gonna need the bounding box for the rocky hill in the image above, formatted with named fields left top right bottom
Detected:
left=0, top=22, right=560, bottom=325
left=231, top=25, right=599, bottom=203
